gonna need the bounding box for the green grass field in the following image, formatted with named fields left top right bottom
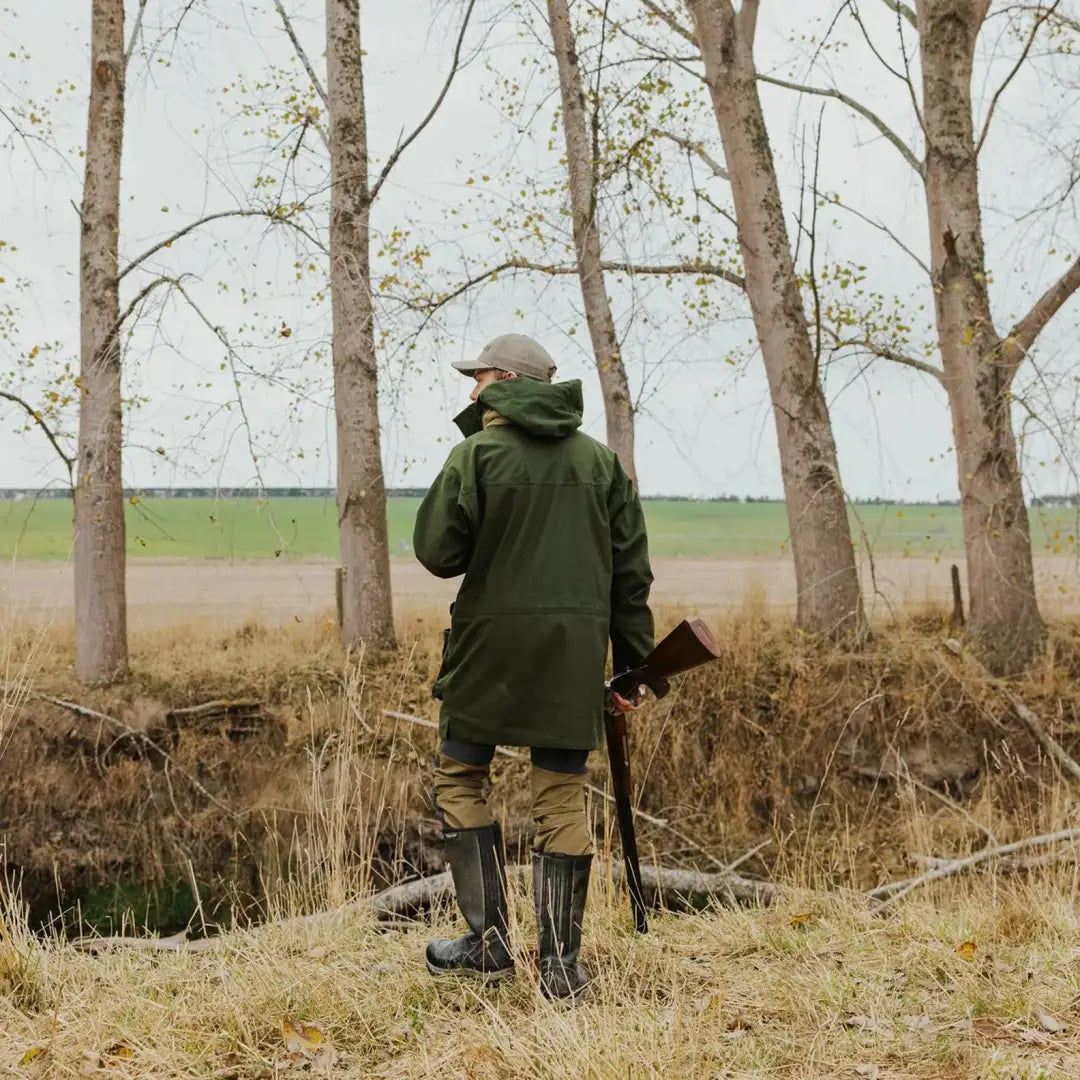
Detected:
left=1, top=496, right=1078, bottom=561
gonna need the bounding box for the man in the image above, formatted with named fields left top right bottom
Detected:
left=412, top=332, right=654, bottom=1000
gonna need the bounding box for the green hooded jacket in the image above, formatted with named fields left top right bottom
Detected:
left=413, top=378, right=654, bottom=750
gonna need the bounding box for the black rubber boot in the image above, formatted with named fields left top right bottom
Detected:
left=426, top=823, right=515, bottom=981
left=533, top=851, right=592, bottom=1000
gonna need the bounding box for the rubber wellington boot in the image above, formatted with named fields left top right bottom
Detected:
left=533, top=851, right=592, bottom=999
left=425, top=822, right=515, bottom=981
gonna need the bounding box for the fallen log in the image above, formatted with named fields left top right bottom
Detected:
left=368, top=861, right=775, bottom=918
left=70, top=859, right=776, bottom=954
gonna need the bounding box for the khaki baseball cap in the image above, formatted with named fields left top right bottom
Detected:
left=452, top=333, right=556, bottom=382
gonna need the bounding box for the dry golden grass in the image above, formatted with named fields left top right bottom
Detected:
left=4, top=876, right=1080, bottom=1078
left=6, top=606, right=1080, bottom=1076
left=0, top=614, right=49, bottom=759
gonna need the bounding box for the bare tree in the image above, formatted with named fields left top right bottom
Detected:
left=325, top=0, right=396, bottom=650
left=786, top=1, right=1080, bottom=671
left=681, top=0, right=866, bottom=636
left=547, top=0, right=637, bottom=480
left=75, top=0, right=128, bottom=683
left=912, top=0, right=1080, bottom=671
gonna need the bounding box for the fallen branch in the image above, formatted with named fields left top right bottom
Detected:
left=37, top=693, right=238, bottom=819
left=371, top=861, right=775, bottom=916
left=381, top=709, right=670, bottom=828
left=75, top=858, right=777, bottom=953
left=870, top=826, right=1080, bottom=908
left=381, top=709, right=764, bottom=876
left=166, top=700, right=262, bottom=720
left=633, top=863, right=775, bottom=909
left=72, top=929, right=218, bottom=955
left=943, top=638, right=1080, bottom=786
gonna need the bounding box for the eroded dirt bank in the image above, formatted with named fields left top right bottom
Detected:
left=4, top=611, right=1080, bottom=934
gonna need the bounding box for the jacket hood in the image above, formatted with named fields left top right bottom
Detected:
left=453, top=379, right=584, bottom=439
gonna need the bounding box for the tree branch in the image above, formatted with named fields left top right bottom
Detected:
left=118, top=208, right=327, bottom=282
left=413, top=257, right=746, bottom=326
left=736, top=0, right=760, bottom=42
left=694, top=188, right=738, bottom=228
left=844, top=0, right=925, bottom=134
left=640, top=0, right=697, bottom=44
left=820, top=189, right=929, bottom=275
left=651, top=128, right=729, bottom=180
left=593, top=0, right=613, bottom=227
left=975, top=0, right=1060, bottom=155
left=0, top=387, right=75, bottom=483
left=369, top=0, right=478, bottom=204
left=125, top=0, right=150, bottom=67
left=38, top=693, right=237, bottom=818
left=831, top=336, right=946, bottom=385
left=513, top=257, right=745, bottom=288
left=111, top=275, right=184, bottom=350
left=872, top=825, right=1080, bottom=907
left=1014, top=3, right=1080, bottom=33
left=759, top=74, right=925, bottom=178
left=167, top=283, right=291, bottom=555
left=273, top=0, right=329, bottom=111
left=808, top=108, right=825, bottom=381
left=879, top=0, right=917, bottom=28
left=944, top=638, right=1080, bottom=786
left=1003, top=256, right=1080, bottom=373
left=597, top=259, right=744, bottom=286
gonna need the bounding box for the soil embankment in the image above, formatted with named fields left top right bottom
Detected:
left=5, top=612, right=1080, bottom=935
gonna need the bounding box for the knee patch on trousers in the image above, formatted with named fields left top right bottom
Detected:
left=433, top=753, right=493, bottom=831
left=531, top=766, right=592, bottom=856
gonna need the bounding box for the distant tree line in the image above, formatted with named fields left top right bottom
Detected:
left=0, top=488, right=1044, bottom=509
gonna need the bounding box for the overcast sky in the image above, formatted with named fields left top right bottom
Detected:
left=2, top=0, right=1078, bottom=500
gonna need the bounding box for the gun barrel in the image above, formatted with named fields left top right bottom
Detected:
left=604, top=615, right=720, bottom=935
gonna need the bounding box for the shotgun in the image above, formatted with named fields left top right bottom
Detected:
left=605, top=616, right=722, bottom=933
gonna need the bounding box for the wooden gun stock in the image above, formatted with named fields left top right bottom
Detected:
left=605, top=617, right=722, bottom=933
left=610, top=616, right=720, bottom=701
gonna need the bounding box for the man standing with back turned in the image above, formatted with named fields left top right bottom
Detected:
left=413, top=333, right=654, bottom=1000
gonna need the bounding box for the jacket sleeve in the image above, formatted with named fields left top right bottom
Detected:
left=413, top=449, right=478, bottom=579
left=608, top=457, right=655, bottom=673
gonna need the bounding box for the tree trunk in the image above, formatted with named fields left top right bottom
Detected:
left=685, top=0, right=864, bottom=636
left=547, top=0, right=637, bottom=481
left=325, top=0, right=396, bottom=651
left=75, top=0, right=128, bottom=684
left=916, top=0, right=1044, bottom=673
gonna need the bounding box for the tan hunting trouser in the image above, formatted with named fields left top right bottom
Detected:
left=433, top=741, right=592, bottom=856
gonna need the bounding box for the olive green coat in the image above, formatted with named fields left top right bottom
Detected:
left=413, top=378, right=654, bottom=750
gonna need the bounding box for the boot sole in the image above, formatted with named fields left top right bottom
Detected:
left=425, top=958, right=515, bottom=984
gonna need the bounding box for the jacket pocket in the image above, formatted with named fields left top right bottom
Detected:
left=432, top=604, right=455, bottom=700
